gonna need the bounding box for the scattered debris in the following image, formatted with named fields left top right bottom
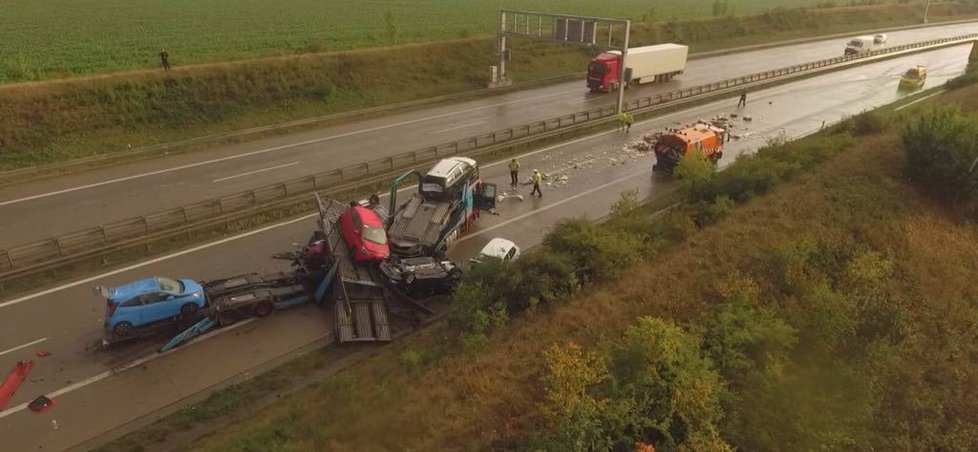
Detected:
left=28, top=395, right=56, bottom=413
left=0, top=361, right=34, bottom=411
left=743, top=116, right=753, bottom=122
left=496, top=192, right=525, bottom=202
left=36, top=351, right=51, bottom=358
left=51, top=420, right=59, bottom=430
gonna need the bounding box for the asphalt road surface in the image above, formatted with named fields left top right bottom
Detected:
left=0, top=44, right=969, bottom=451
left=1, top=21, right=976, bottom=247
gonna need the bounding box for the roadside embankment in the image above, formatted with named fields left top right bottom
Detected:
left=1, top=3, right=975, bottom=171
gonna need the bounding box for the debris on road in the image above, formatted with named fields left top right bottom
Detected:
left=0, top=360, right=34, bottom=410
left=496, top=191, right=525, bottom=202
left=27, top=394, right=56, bottom=413
left=36, top=351, right=51, bottom=358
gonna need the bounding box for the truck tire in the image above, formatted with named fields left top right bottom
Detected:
left=218, top=310, right=239, bottom=327
left=113, top=321, right=135, bottom=338
left=254, top=301, right=274, bottom=318
left=180, top=303, right=199, bottom=320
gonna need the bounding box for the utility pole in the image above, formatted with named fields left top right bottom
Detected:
left=616, top=20, right=630, bottom=115
left=923, top=0, right=932, bottom=24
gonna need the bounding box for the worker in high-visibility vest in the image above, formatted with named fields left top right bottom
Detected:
left=508, top=158, right=520, bottom=188
left=616, top=112, right=627, bottom=132
left=531, top=169, right=543, bottom=198
left=624, top=112, right=634, bottom=133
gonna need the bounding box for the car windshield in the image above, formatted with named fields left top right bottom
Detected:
left=158, top=277, right=184, bottom=293
left=588, top=63, right=605, bottom=75
left=362, top=225, right=388, bottom=245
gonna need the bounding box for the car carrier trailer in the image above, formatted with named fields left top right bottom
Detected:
left=386, top=157, right=496, bottom=258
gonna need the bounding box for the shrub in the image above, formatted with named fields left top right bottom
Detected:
left=543, top=218, right=643, bottom=284
left=902, top=106, right=978, bottom=206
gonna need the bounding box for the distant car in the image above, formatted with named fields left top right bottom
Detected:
left=339, top=205, right=390, bottom=263
left=100, top=277, right=205, bottom=338
left=380, top=256, right=462, bottom=296
left=874, top=33, right=888, bottom=44
left=470, top=238, right=521, bottom=265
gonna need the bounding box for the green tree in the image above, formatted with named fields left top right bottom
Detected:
left=902, top=106, right=978, bottom=205
left=536, top=342, right=614, bottom=451
left=606, top=317, right=732, bottom=451
left=675, top=151, right=715, bottom=199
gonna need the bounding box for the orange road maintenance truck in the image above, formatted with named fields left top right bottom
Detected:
left=651, top=122, right=728, bottom=175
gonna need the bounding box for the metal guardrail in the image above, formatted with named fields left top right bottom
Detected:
left=1, top=32, right=976, bottom=280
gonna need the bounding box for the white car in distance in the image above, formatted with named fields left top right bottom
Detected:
left=470, top=238, right=521, bottom=265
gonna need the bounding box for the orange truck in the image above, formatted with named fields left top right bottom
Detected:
left=651, top=122, right=728, bottom=175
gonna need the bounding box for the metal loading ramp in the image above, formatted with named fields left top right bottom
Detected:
left=315, top=194, right=392, bottom=344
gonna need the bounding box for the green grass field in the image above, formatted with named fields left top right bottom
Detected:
left=0, top=0, right=830, bottom=82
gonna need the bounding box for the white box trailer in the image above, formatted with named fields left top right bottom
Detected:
left=587, top=43, right=689, bottom=92
left=623, top=43, right=689, bottom=84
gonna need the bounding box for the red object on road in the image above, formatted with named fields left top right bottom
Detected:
left=0, top=360, right=34, bottom=410
left=36, top=351, right=51, bottom=357
left=27, top=395, right=56, bottom=413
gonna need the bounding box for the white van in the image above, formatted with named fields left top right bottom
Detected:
left=845, top=36, right=876, bottom=55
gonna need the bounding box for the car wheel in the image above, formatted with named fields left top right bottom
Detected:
left=180, top=303, right=200, bottom=320
left=449, top=267, right=463, bottom=281
left=218, top=310, right=239, bottom=327
left=113, top=321, right=135, bottom=338
left=254, top=301, right=274, bottom=318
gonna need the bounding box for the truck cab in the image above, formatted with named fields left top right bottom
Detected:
left=587, top=52, right=621, bottom=92
left=652, top=123, right=726, bottom=175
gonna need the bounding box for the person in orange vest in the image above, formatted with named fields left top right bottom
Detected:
left=531, top=169, right=543, bottom=198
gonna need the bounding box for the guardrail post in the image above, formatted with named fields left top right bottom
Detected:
left=181, top=207, right=190, bottom=223
left=54, top=238, right=64, bottom=256
left=217, top=199, right=224, bottom=215
left=3, top=249, right=12, bottom=269
left=250, top=190, right=258, bottom=206
left=142, top=216, right=150, bottom=233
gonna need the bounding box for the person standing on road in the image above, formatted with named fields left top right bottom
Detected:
left=508, top=158, right=520, bottom=188
left=159, top=49, right=171, bottom=71
left=616, top=112, right=627, bottom=132
left=624, top=112, right=634, bottom=133
left=737, top=88, right=747, bottom=108
left=531, top=169, right=543, bottom=198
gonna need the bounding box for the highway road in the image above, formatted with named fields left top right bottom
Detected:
left=0, top=21, right=976, bottom=247
left=0, top=45, right=969, bottom=451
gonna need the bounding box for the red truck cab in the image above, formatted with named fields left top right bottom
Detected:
left=587, top=52, right=621, bottom=92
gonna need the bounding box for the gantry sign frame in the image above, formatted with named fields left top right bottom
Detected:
left=492, top=9, right=631, bottom=114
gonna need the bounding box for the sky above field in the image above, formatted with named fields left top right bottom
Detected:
left=0, top=0, right=827, bottom=81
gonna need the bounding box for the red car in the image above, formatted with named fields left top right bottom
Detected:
left=339, top=205, right=390, bottom=263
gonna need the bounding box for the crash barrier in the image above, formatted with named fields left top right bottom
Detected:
left=2, top=32, right=976, bottom=282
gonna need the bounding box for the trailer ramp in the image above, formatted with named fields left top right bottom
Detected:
left=315, top=194, right=392, bottom=344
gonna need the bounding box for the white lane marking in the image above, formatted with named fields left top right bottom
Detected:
left=457, top=171, right=646, bottom=244
left=0, top=337, right=47, bottom=357
left=0, top=319, right=256, bottom=419
left=212, top=161, right=299, bottom=183
left=894, top=90, right=945, bottom=111
left=430, top=122, right=485, bottom=134
left=0, top=90, right=582, bottom=207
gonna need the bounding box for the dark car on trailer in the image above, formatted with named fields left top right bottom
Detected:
left=379, top=256, right=462, bottom=296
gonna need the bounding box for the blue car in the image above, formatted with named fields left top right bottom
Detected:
left=99, top=277, right=206, bottom=338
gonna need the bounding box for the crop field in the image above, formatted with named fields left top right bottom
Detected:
left=0, top=0, right=829, bottom=83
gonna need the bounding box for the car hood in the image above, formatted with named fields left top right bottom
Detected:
left=181, top=279, right=204, bottom=296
